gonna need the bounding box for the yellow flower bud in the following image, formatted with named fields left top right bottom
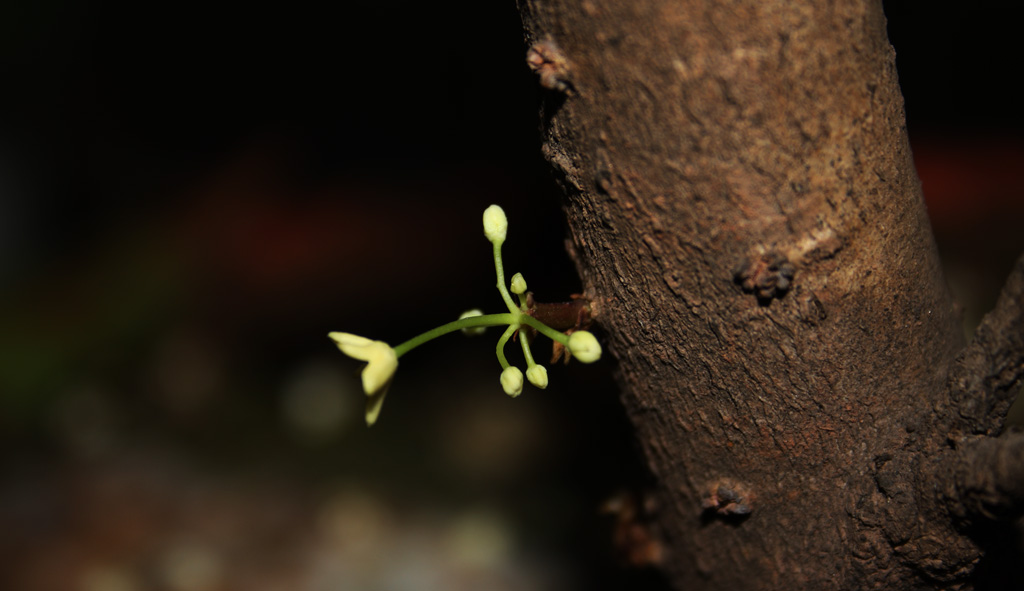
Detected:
left=329, top=332, right=398, bottom=395
left=500, top=366, right=524, bottom=397
left=483, top=204, right=508, bottom=244
left=510, top=272, right=527, bottom=295
left=567, top=331, right=601, bottom=363
left=526, top=365, right=548, bottom=389
left=364, top=389, right=388, bottom=427
left=329, top=332, right=399, bottom=425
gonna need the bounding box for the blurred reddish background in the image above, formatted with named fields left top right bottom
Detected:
left=1, top=2, right=1021, bottom=591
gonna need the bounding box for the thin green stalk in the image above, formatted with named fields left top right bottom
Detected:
left=520, top=314, right=570, bottom=345
left=519, top=331, right=537, bottom=367
left=495, top=324, right=518, bottom=369
left=393, top=313, right=516, bottom=357
left=493, top=243, right=518, bottom=312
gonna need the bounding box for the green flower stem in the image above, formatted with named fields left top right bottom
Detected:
left=519, top=331, right=538, bottom=368
left=495, top=324, right=518, bottom=369
left=493, top=243, right=518, bottom=313
left=520, top=314, right=570, bottom=346
left=393, top=313, right=516, bottom=358
left=391, top=297, right=573, bottom=369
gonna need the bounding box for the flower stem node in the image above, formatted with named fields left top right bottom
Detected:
left=567, top=330, right=602, bottom=363
left=459, top=309, right=487, bottom=336
left=510, top=273, right=528, bottom=295
left=500, top=366, right=525, bottom=397
left=526, top=364, right=548, bottom=389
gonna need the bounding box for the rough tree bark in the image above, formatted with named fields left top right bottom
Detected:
left=516, top=1, right=1024, bottom=589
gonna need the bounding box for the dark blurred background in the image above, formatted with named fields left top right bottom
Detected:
left=1, top=2, right=1021, bottom=590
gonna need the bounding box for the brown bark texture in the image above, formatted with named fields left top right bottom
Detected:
left=516, top=1, right=1024, bottom=589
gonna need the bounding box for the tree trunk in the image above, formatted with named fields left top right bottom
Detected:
left=516, top=1, right=1024, bottom=589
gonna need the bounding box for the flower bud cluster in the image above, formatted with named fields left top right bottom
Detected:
left=329, top=204, right=602, bottom=426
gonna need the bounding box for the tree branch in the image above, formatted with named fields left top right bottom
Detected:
left=946, top=252, right=1024, bottom=435
left=944, top=431, right=1024, bottom=524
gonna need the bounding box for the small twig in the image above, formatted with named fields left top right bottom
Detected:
left=944, top=431, right=1024, bottom=524
left=946, top=252, right=1024, bottom=435
left=526, top=294, right=592, bottom=332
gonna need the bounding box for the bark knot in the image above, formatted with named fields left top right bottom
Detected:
left=526, top=39, right=573, bottom=93
left=701, top=480, right=753, bottom=521
left=733, top=253, right=796, bottom=305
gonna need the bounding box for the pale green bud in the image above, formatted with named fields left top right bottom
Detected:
left=500, top=366, right=524, bottom=397
left=567, top=331, right=602, bottom=363
left=483, top=204, right=508, bottom=244
left=526, top=364, right=548, bottom=389
left=459, top=309, right=486, bottom=336
left=510, top=272, right=527, bottom=295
